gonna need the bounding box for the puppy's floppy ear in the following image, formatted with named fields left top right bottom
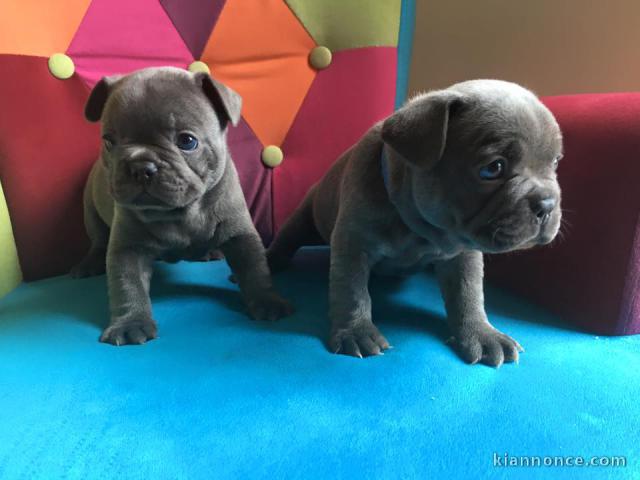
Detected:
left=84, top=75, right=122, bottom=122
left=382, top=91, right=462, bottom=169
left=194, top=72, right=242, bottom=129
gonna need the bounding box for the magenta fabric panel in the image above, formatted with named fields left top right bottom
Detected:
left=227, top=119, right=273, bottom=244
left=485, top=93, right=640, bottom=335
left=273, top=47, right=397, bottom=231
left=159, top=0, right=226, bottom=59
left=67, top=0, right=194, bottom=87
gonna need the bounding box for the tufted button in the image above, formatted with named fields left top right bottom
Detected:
left=48, top=53, right=75, bottom=79
left=261, top=145, right=283, bottom=168
left=309, top=46, right=332, bottom=70
left=188, top=61, right=211, bottom=74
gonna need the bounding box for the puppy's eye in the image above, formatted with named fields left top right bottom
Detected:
left=479, top=158, right=505, bottom=180
left=176, top=133, right=198, bottom=151
left=102, top=135, right=115, bottom=151
left=553, top=154, right=563, bottom=170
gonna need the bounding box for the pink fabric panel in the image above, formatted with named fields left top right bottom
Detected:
left=274, top=47, right=397, bottom=231
left=67, top=0, right=194, bottom=87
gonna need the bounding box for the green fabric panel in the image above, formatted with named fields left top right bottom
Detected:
left=285, top=0, right=402, bottom=51
left=0, top=179, right=22, bottom=298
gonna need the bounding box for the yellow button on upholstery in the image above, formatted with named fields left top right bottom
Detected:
left=188, top=61, right=210, bottom=74
left=48, top=53, right=74, bottom=79
left=261, top=145, right=284, bottom=168
left=309, top=46, right=332, bottom=70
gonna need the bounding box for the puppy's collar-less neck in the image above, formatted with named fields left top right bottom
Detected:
left=379, top=146, right=460, bottom=251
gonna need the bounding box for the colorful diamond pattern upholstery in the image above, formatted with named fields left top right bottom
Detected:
left=0, top=0, right=409, bottom=291
left=67, top=0, right=195, bottom=88
left=201, top=0, right=317, bottom=147
left=159, top=0, right=227, bottom=59
left=275, top=47, right=397, bottom=230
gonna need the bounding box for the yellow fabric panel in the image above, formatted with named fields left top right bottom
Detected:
left=285, top=0, right=402, bottom=51
left=0, top=180, right=22, bottom=298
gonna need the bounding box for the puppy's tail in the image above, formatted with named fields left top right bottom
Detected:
left=267, top=194, right=323, bottom=273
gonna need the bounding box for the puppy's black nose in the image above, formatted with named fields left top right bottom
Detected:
left=129, top=161, right=158, bottom=183
left=531, top=197, right=556, bottom=223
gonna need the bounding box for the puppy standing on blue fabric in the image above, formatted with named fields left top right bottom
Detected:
left=72, top=67, right=293, bottom=345
left=267, top=80, right=563, bottom=366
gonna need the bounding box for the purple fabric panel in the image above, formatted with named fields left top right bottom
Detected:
left=619, top=216, right=640, bottom=334
left=159, top=0, right=226, bottom=59
left=227, top=118, right=272, bottom=244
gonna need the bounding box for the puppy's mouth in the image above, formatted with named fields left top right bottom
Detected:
left=468, top=209, right=562, bottom=253
left=111, top=184, right=187, bottom=210
left=129, top=191, right=170, bottom=209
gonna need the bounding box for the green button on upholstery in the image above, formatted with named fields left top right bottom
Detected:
left=309, top=46, right=332, bottom=70
left=261, top=145, right=284, bottom=168
left=48, top=53, right=74, bottom=79
left=188, top=61, right=210, bottom=74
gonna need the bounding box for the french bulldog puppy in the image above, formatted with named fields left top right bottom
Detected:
left=267, top=80, right=563, bottom=367
left=72, top=67, right=293, bottom=345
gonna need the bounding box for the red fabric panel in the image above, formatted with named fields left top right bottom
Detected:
left=0, top=55, right=99, bottom=280
left=485, top=93, right=640, bottom=335
left=274, top=47, right=397, bottom=231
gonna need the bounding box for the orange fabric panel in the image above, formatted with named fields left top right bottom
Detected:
left=201, top=0, right=316, bottom=147
left=0, top=0, right=92, bottom=56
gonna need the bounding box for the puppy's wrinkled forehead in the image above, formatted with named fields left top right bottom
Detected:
left=451, top=81, right=562, bottom=157
left=103, top=70, right=216, bottom=135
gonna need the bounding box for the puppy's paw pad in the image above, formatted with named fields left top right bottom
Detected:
left=100, top=320, right=158, bottom=346
left=247, top=293, right=294, bottom=321
left=329, top=323, right=390, bottom=358
left=452, top=326, right=522, bottom=367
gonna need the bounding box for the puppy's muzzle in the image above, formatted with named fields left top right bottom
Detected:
left=129, top=161, right=158, bottom=184
left=529, top=195, right=556, bottom=225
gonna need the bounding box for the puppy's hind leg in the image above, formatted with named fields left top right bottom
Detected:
left=71, top=191, right=109, bottom=278
left=267, top=194, right=323, bottom=273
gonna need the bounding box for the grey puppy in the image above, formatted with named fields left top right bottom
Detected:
left=267, top=80, right=562, bottom=367
left=72, top=67, right=293, bottom=346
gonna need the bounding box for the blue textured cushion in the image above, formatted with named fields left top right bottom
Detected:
left=0, top=248, right=638, bottom=479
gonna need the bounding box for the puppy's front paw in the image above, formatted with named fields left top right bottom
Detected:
left=329, top=322, right=390, bottom=358
left=450, top=325, right=523, bottom=367
left=247, top=291, right=294, bottom=321
left=100, top=319, right=158, bottom=346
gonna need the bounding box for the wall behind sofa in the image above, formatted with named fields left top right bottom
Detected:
left=408, top=0, right=640, bottom=96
